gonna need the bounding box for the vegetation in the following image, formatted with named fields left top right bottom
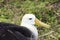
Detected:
left=0, top=0, right=60, bottom=40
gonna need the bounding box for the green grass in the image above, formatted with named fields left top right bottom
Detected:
left=0, top=0, right=60, bottom=40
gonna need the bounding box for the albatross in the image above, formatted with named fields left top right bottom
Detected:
left=0, top=14, right=50, bottom=40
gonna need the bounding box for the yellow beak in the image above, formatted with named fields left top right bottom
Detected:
left=35, top=18, right=51, bottom=28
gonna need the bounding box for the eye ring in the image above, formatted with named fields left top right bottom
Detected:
left=29, top=18, right=32, bottom=20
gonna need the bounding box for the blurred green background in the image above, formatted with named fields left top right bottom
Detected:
left=0, top=0, right=60, bottom=40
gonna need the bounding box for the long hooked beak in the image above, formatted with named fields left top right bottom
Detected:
left=35, top=18, right=51, bottom=28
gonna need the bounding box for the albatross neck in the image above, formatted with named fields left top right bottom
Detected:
left=21, top=23, right=38, bottom=39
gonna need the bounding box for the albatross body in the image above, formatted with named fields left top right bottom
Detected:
left=0, top=14, right=50, bottom=40
left=0, top=22, right=32, bottom=40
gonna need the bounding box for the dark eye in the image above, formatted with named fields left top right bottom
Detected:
left=29, top=18, right=32, bottom=20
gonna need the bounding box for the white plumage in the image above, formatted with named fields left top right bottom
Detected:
left=21, top=14, right=38, bottom=40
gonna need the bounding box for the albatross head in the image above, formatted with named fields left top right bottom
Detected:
left=21, top=14, right=35, bottom=25
left=21, top=14, right=50, bottom=28
left=21, top=14, right=50, bottom=40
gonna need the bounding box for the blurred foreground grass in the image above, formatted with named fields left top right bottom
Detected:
left=0, top=0, right=60, bottom=40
